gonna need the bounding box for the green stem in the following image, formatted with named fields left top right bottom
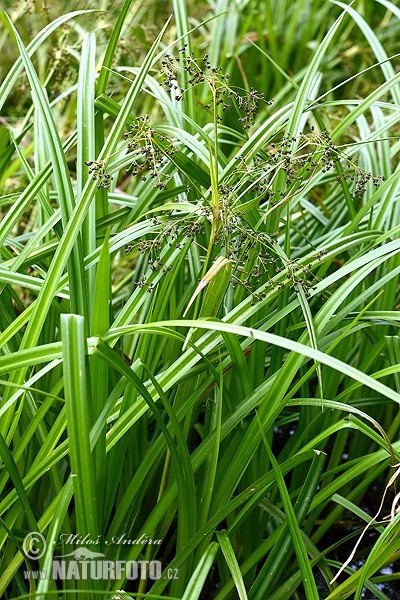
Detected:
left=192, top=81, right=220, bottom=321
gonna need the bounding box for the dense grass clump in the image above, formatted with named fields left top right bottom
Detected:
left=1, top=1, right=400, bottom=599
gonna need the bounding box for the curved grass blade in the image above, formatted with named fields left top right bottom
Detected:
left=216, top=530, right=248, bottom=600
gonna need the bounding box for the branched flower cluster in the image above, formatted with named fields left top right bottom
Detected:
left=84, top=160, right=112, bottom=189
left=124, top=124, right=385, bottom=303
left=120, top=47, right=386, bottom=308
left=160, top=46, right=272, bottom=127
left=348, top=170, right=385, bottom=203
left=230, top=254, right=327, bottom=305
left=126, top=194, right=327, bottom=303
left=125, top=213, right=194, bottom=292
left=86, top=51, right=272, bottom=191
left=210, top=200, right=327, bottom=303
left=135, top=212, right=204, bottom=256
left=123, top=115, right=178, bottom=190
left=231, top=87, right=267, bottom=129
left=259, top=128, right=386, bottom=208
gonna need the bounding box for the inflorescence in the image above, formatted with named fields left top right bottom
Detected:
left=123, top=115, right=178, bottom=190
left=84, top=160, right=112, bottom=189
left=124, top=123, right=384, bottom=303
left=160, top=46, right=272, bottom=127
left=83, top=47, right=386, bottom=305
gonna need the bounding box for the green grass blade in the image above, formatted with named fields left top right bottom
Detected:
left=258, top=417, right=319, bottom=600
left=61, top=314, right=98, bottom=538
left=216, top=529, right=248, bottom=600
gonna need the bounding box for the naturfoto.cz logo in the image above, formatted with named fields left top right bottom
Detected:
left=22, top=532, right=179, bottom=582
